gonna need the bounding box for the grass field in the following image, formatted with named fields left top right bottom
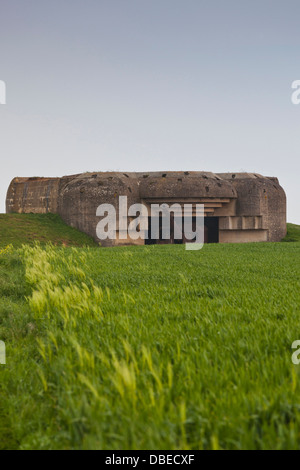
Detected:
left=0, top=217, right=300, bottom=449
left=0, top=213, right=97, bottom=249
left=283, top=223, right=300, bottom=243
left=0, top=239, right=299, bottom=449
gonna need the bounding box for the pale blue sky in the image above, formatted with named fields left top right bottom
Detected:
left=0, top=0, right=299, bottom=222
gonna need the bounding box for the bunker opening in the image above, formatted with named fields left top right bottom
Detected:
left=204, top=217, right=219, bottom=243
left=145, top=215, right=219, bottom=245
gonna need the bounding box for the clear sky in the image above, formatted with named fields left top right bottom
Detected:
left=0, top=0, right=299, bottom=223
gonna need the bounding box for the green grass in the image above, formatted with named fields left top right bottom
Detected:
left=0, top=251, right=32, bottom=449
left=0, top=213, right=97, bottom=249
left=283, top=223, right=300, bottom=243
left=0, top=239, right=300, bottom=450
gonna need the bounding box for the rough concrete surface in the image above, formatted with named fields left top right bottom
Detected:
left=6, top=171, right=287, bottom=245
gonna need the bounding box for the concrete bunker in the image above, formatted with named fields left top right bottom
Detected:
left=6, top=171, right=287, bottom=245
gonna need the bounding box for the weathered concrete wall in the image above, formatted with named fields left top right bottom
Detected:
left=6, top=177, right=59, bottom=214
left=219, top=229, right=268, bottom=243
left=6, top=171, right=287, bottom=245
left=58, top=172, right=140, bottom=246
left=217, top=173, right=287, bottom=241
left=138, top=171, right=237, bottom=200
